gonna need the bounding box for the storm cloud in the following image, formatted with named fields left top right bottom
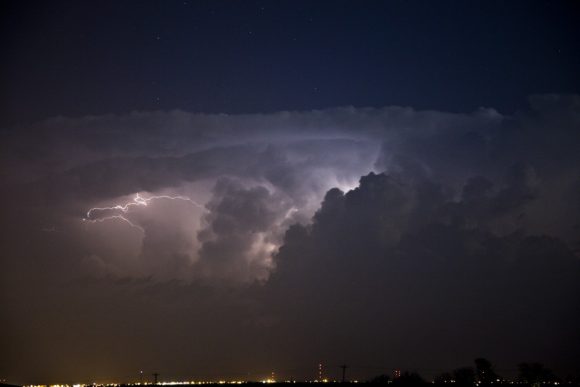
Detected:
left=1, top=95, right=579, bottom=382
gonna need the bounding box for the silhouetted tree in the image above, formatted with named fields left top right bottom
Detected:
left=453, top=367, right=476, bottom=386
left=392, top=372, right=426, bottom=386
left=518, top=363, right=557, bottom=386
left=475, top=358, right=499, bottom=384
left=368, top=374, right=391, bottom=384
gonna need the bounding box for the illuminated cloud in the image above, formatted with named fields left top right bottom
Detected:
left=1, top=95, right=579, bottom=284
left=1, top=95, right=579, bottom=383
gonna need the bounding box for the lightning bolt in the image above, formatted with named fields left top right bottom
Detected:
left=83, top=193, right=205, bottom=231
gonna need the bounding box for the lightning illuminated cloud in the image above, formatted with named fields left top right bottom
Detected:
left=82, top=182, right=308, bottom=282
left=77, top=136, right=379, bottom=283
left=81, top=192, right=209, bottom=281
left=35, top=96, right=576, bottom=284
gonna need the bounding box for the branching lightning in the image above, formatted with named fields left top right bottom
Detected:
left=83, top=193, right=205, bottom=231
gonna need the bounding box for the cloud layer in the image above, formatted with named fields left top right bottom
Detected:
left=1, top=95, right=579, bottom=382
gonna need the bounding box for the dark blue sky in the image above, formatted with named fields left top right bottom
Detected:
left=1, top=0, right=579, bottom=125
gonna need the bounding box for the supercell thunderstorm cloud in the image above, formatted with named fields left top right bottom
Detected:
left=1, top=1, right=580, bottom=385
left=1, top=99, right=579, bottom=381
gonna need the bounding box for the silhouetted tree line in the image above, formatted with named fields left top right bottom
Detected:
left=366, top=358, right=579, bottom=386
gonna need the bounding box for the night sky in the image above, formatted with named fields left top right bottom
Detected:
left=1, top=1, right=580, bottom=385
